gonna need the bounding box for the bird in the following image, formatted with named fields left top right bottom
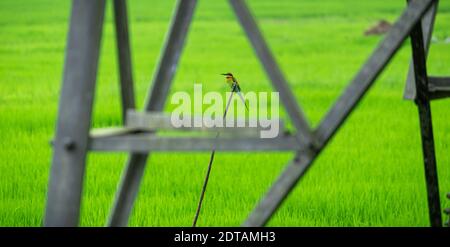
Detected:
left=221, top=73, right=248, bottom=110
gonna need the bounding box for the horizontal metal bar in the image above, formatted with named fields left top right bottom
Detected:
left=429, top=76, right=450, bottom=90
left=89, top=134, right=302, bottom=152
left=428, top=76, right=450, bottom=99
left=126, top=110, right=285, bottom=134
left=90, top=127, right=280, bottom=139
left=126, top=110, right=169, bottom=128
left=426, top=76, right=450, bottom=100
left=89, top=127, right=144, bottom=138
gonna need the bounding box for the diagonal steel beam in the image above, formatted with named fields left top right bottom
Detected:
left=243, top=0, right=434, bottom=227
left=114, top=0, right=136, bottom=124
left=44, top=0, right=106, bottom=226
left=107, top=0, right=198, bottom=227
left=403, top=0, right=438, bottom=100
left=315, top=0, right=433, bottom=147
left=229, top=0, right=313, bottom=146
left=409, top=1, right=442, bottom=226
left=243, top=150, right=314, bottom=227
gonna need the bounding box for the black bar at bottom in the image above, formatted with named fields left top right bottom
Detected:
left=1, top=228, right=449, bottom=245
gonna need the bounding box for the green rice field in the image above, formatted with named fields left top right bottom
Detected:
left=0, top=0, right=449, bottom=226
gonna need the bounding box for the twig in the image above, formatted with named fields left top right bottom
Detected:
left=192, top=84, right=241, bottom=227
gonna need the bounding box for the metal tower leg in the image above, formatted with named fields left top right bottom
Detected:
left=114, top=0, right=136, bottom=124
left=409, top=4, right=442, bottom=226
left=107, top=0, right=198, bottom=226
left=44, top=0, right=106, bottom=226
left=403, top=1, right=438, bottom=100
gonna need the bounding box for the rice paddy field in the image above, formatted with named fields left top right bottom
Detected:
left=0, top=0, right=449, bottom=227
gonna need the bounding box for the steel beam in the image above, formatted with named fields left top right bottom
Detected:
left=44, top=0, right=106, bottom=226
left=403, top=0, right=438, bottom=100
left=114, top=0, right=136, bottom=124
left=108, top=0, right=198, bottom=226
left=229, top=0, right=313, bottom=146
left=243, top=0, right=434, bottom=226
left=89, top=135, right=301, bottom=152
left=409, top=3, right=442, bottom=226
left=243, top=150, right=314, bottom=226
left=125, top=110, right=285, bottom=134
left=428, top=76, right=450, bottom=100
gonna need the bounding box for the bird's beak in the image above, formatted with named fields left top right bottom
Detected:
left=220, top=73, right=227, bottom=76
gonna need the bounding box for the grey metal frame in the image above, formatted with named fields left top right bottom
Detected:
left=409, top=0, right=441, bottom=227
left=44, top=0, right=106, bottom=226
left=403, top=1, right=438, bottom=100
left=45, top=0, right=447, bottom=227
left=107, top=0, right=198, bottom=227
left=229, top=0, right=313, bottom=147
left=114, top=0, right=136, bottom=124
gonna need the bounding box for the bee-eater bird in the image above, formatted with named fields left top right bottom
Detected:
left=221, top=73, right=249, bottom=111
left=192, top=73, right=249, bottom=227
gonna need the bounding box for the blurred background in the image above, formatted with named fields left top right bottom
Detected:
left=0, top=0, right=449, bottom=226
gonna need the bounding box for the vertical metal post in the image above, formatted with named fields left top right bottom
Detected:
left=113, top=0, right=135, bottom=124
left=409, top=0, right=442, bottom=226
left=44, top=0, right=106, bottom=226
left=108, top=0, right=198, bottom=226
left=403, top=1, right=438, bottom=100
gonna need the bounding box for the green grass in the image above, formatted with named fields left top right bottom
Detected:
left=1, top=0, right=450, bottom=226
